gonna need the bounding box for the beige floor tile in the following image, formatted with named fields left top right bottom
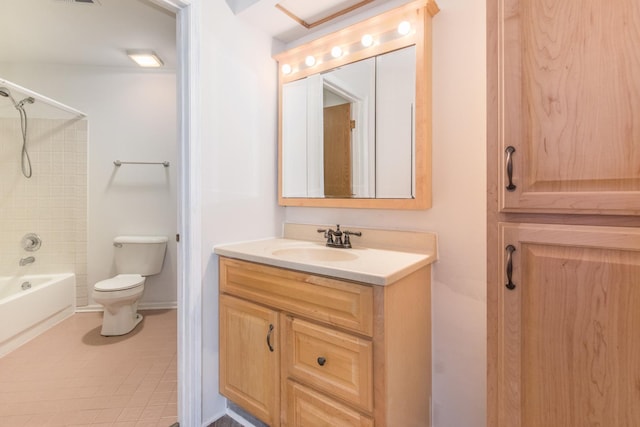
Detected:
left=0, top=310, right=177, bottom=426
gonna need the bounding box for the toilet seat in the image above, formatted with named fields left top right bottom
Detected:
left=94, top=274, right=145, bottom=292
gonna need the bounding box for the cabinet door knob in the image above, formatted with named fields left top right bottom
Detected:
left=266, top=324, right=274, bottom=352
left=317, top=356, right=327, bottom=366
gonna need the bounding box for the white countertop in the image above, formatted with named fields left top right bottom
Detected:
left=214, top=237, right=436, bottom=286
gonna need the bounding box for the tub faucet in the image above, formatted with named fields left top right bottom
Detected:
left=19, top=256, right=35, bottom=266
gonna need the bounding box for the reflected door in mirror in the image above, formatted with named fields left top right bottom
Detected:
left=281, top=47, right=415, bottom=199
left=324, top=103, right=352, bottom=197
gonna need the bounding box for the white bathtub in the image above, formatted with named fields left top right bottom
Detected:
left=0, top=273, right=75, bottom=357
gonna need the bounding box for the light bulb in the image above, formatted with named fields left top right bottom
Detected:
left=305, top=55, right=316, bottom=66
left=331, top=46, right=343, bottom=58
left=361, top=34, right=373, bottom=47
left=397, top=21, right=411, bottom=36
left=281, top=64, right=292, bottom=75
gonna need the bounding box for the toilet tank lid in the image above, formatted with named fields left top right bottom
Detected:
left=114, top=236, right=168, bottom=244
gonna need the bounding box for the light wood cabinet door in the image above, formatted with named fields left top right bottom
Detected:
left=219, top=295, right=280, bottom=426
left=283, top=316, right=373, bottom=413
left=285, top=380, right=374, bottom=427
left=495, top=0, right=640, bottom=214
left=496, top=223, right=640, bottom=427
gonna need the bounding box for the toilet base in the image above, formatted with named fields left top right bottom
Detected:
left=100, top=305, right=144, bottom=337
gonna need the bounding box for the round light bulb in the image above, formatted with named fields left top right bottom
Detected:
left=331, top=46, right=343, bottom=58
left=397, top=21, right=411, bottom=36
left=281, top=64, right=292, bottom=75
left=361, top=34, right=373, bottom=47
left=305, top=55, right=316, bottom=67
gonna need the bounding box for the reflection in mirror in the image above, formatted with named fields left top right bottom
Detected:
left=282, top=46, right=415, bottom=199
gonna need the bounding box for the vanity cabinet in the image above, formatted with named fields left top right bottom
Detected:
left=218, top=256, right=431, bottom=427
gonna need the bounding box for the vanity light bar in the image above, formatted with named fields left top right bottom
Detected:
left=275, top=0, right=438, bottom=81
left=279, top=20, right=411, bottom=75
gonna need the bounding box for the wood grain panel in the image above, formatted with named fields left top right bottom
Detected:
left=283, top=316, right=373, bottom=412
left=498, top=0, right=640, bottom=214
left=220, top=257, right=374, bottom=336
left=219, top=295, right=280, bottom=426
left=284, top=380, right=374, bottom=427
left=497, top=223, right=640, bottom=426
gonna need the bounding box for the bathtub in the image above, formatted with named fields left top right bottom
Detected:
left=0, top=273, right=75, bottom=357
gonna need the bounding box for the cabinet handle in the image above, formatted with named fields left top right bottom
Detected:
left=266, top=324, right=274, bottom=352
left=317, top=357, right=326, bottom=366
left=505, top=146, right=516, bottom=191
left=505, top=245, right=516, bottom=290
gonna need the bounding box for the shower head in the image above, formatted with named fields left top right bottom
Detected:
left=16, top=97, right=35, bottom=108
left=0, top=87, right=27, bottom=109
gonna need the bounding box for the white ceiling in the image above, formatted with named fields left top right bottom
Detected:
left=0, top=0, right=404, bottom=70
left=0, top=0, right=177, bottom=69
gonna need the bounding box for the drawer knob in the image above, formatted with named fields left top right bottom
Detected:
left=317, top=356, right=327, bottom=366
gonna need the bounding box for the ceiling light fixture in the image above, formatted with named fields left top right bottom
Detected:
left=331, top=46, right=343, bottom=58
left=281, top=64, right=292, bottom=74
left=126, top=50, right=164, bottom=68
left=361, top=34, right=374, bottom=47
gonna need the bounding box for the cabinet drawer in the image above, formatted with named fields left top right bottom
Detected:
left=285, top=380, right=374, bottom=427
left=283, top=316, right=373, bottom=412
left=220, top=257, right=374, bottom=336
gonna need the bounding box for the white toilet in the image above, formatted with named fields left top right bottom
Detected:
left=93, top=236, right=168, bottom=336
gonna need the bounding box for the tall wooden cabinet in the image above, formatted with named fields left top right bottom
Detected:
left=488, top=0, right=640, bottom=426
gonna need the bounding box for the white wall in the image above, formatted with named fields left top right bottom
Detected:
left=0, top=64, right=178, bottom=307
left=198, top=1, right=285, bottom=423
left=283, top=0, right=487, bottom=425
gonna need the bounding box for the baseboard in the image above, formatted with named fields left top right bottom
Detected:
left=75, top=304, right=102, bottom=313
left=139, top=301, right=178, bottom=310
left=75, top=302, right=178, bottom=313
left=226, top=409, right=258, bottom=427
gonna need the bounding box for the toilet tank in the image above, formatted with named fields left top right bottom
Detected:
left=113, top=236, right=168, bottom=276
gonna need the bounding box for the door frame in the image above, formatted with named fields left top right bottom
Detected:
left=151, top=0, right=203, bottom=425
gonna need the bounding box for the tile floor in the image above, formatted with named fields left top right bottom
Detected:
left=0, top=309, right=177, bottom=427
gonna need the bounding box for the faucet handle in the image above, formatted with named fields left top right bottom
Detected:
left=317, top=228, right=334, bottom=244
left=21, top=233, right=42, bottom=252
left=343, top=230, right=362, bottom=248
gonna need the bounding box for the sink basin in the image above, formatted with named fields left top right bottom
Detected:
left=271, top=247, right=359, bottom=262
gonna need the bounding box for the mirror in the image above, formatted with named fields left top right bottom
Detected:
left=282, top=47, right=415, bottom=200
left=275, top=0, right=438, bottom=209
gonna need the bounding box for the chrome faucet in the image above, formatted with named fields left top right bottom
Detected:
left=19, top=256, right=35, bottom=266
left=317, top=224, right=362, bottom=248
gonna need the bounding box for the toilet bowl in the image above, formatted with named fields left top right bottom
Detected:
left=93, top=235, right=167, bottom=336
left=93, top=274, right=146, bottom=336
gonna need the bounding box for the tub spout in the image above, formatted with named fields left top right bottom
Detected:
left=19, top=256, right=35, bottom=266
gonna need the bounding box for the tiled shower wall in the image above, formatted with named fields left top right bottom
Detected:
left=0, top=117, right=87, bottom=306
